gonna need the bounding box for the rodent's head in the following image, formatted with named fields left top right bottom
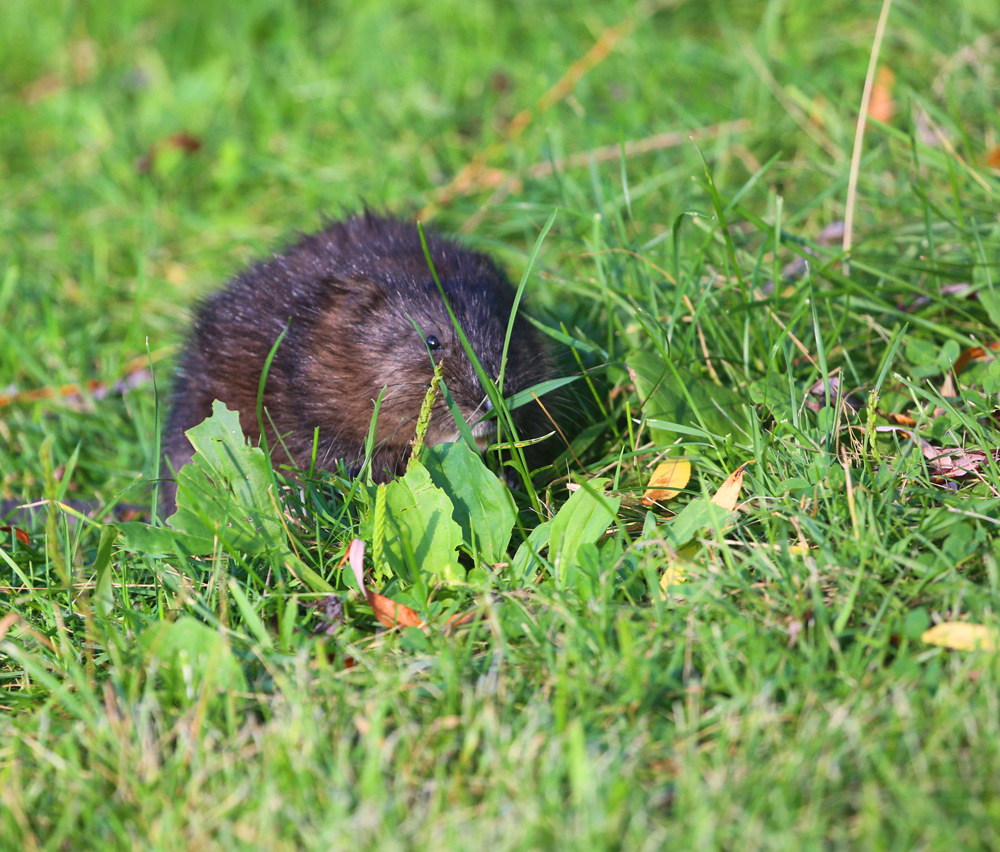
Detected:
left=300, top=214, right=553, bottom=463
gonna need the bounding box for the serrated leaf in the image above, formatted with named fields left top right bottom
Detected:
left=116, top=521, right=216, bottom=557
left=423, top=442, right=516, bottom=563
left=382, top=460, right=464, bottom=582
left=119, top=401, right=283, bottom=556
left=167, top=402, right=283, bottom=547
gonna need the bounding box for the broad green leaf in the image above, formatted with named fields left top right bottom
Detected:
left=168, top=401, right=282, bottom=542
left=748, top=374, right=795, bottom=424
left=511, top=520, right=553, bottom=582
left=382, top=460, right=464, bottom=582
left=664, top=497, right=733, bottom=549
left=140, top=617, right=246, bottom=704
left=116, top=521, right=215, bottom=557
left=549, top=478, right=620, bottom=574
left=628, top=350, right=748, bottom=445
left=119, top=401, right=283, bottom=556
left=423, top=442, right=516, bottom=563
left=977, top=288, right=1000, bottom=335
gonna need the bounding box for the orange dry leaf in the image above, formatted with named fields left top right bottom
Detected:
left=642, top=458, right=691, bottom=505
left=0, top=364, right=155, bottom=409
left=444, top=609, right=482, bottom=632
left=1, top=527, right=30, bottom=546
left=711, top=462, right=752, bottom=511
left=348, top=538, right=424, bottom=629
left=867, top=67, right=894, bottom=124
left=987, top=146, right=1000, bottom=169
left=953, top=345, right=991, bottom=374
left=367, top=592, right=423, bottom=629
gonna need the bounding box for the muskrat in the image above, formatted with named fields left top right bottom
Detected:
left=162, top=212, right=556, bottom=512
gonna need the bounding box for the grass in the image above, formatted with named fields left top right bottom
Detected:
left=4, top=0, right=1000, bottom=848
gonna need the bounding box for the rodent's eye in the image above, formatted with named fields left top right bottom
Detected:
left=426, top=335, right=442, bottom=352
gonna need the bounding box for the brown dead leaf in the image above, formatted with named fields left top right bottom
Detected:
left=875, top=426, right=999, bottom=478
left=987, top=146, right=1000, bottom=169
left=867, top=67, right=894, bottom=123
left=304, top=595, right=345, bottom=635
left=711, top=462, right=752, bottom=511
left=444, top=609, right=482, bottom=632
left=804, top=373, right=863, bottom=414
left=21, top=73, right=63, bottom=104
left=940, top=370, right=956, bottom=399
left=642, top=458, right=691, bottom=505
left=0, top=611, right=56, bottom=650
left=136, top=132, right=203, bottom=174
left=0, top=368, right=154, bottom=409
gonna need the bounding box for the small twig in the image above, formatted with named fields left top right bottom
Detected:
left=461, top=120, right=749, bottom=233
left=843, top=0, right=894, bottom=272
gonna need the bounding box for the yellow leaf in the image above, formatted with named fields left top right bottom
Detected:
left=711, top=462, right=752, bottom=511
left=659, top=561, right=688, bottom=590
left=642, top=458, right=691, bottom=505
left=922, top=622, right=1000, bottom=651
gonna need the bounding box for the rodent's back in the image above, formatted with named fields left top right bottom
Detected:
left=163, top=213, right=555, bottom=510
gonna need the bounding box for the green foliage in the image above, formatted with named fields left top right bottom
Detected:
left=119, top=401, right=282, bottom=555
left=549, top=478, right=621, bottom=576
left=140, top=616, right=247, bottom=704
left=423, top=441, right=517, bottom=566
left=377, top=459, right=466, bottom=583
left=629, top=350, right=750, bottom=444
left=5, top=0, right=1000, bottom=848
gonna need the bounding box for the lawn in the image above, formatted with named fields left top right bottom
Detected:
left=3, top=0, right=1000, bottom=848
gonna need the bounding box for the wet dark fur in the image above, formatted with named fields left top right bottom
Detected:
left=162, top=213, right=555, bottom=512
